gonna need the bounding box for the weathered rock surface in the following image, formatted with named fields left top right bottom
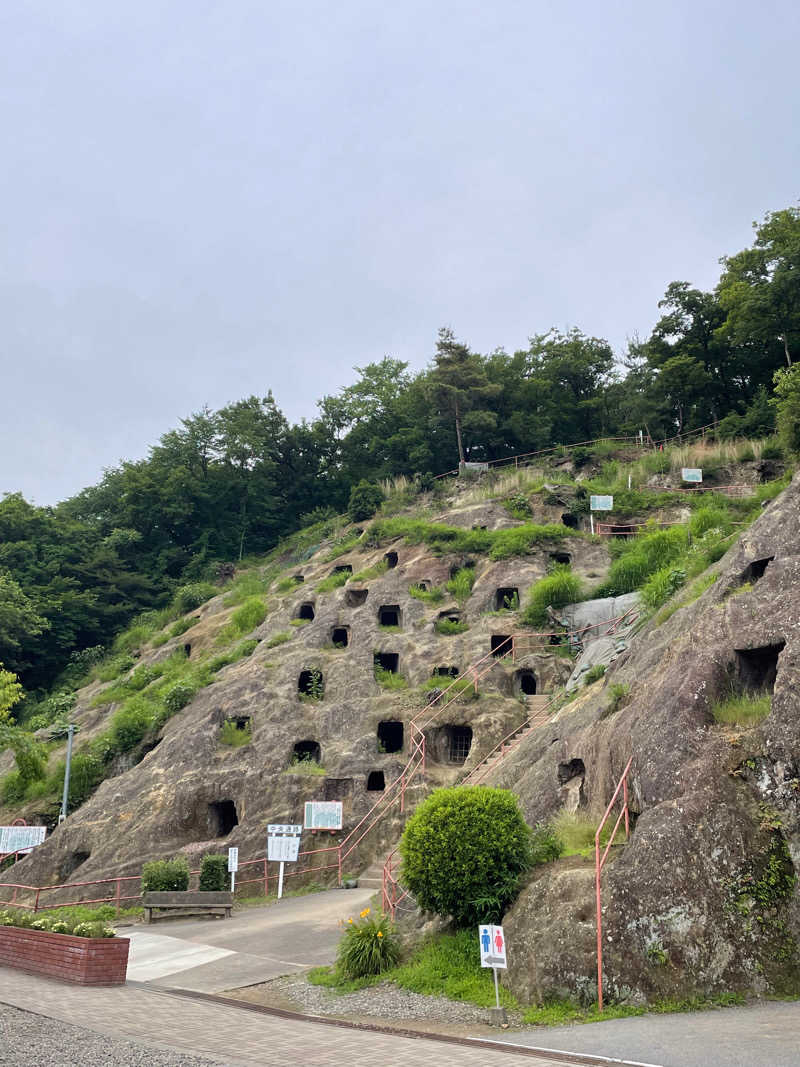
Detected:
left=497, top=475, right=800, bottom=1003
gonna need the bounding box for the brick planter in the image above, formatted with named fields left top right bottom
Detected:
left=0, top=925, right=129, bottom=985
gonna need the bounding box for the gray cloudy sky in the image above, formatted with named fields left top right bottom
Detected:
left=2, top=1, right=798, bottom=504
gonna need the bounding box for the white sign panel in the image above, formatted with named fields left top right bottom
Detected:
left=0, top=826, right=46, bottom=855
left=268, top=835, right=301, bottom=862
left=267, top=824, right=302, bottom=835
left=227, top=847, right=239, bottom=873
left=304, top=801, right=343, bottom=830
left=682, top=468, right=703, bottom=483
left=589, top=495, right=614, bottom=512
left=478, top=924, right=508, bottom=969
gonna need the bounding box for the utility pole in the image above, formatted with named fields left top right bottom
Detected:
left=58, top=724, right=75, bottom=824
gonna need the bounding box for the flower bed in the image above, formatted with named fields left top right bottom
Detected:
left=0, top=915, right=129, bottom=985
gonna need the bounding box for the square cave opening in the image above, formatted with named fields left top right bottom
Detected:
left=296, top=602, right=315, bottom=621
left=374, top=652, right=399, bottom=674
left=345, top=588, right=369, bottom=607
left=384, top=551, right=398, bottom=569
left=428, top=724, right=473, bottom=765
left=331, top=626, right=349, bottom=647
left=378, top=605, right=402, bottom=628
left=367, top=771, right=386, bottom=791
left=735, top=641, right=785, bottom=693
left=324, top=778, right=353, bottom=802
left=490, top=634, right=512, bottom=657
left=433, top=666, right=459, bottom=678
left=208, top=799, right=238, bottom=837
left=377, top=720, right=404, bottom=753
left=494, top=587, right=519, bottom=611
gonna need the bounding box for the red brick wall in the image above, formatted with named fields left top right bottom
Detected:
left=0, top=926, right=129, bottom=985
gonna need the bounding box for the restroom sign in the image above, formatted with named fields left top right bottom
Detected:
left=478, top=924, right=507, bottom=969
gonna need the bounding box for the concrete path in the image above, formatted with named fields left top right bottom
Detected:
left=494, top=999, right=800, bottom=1067
left=123, top=885, right=374, bottom=991
left=0, top=969, right=582, bottom=1067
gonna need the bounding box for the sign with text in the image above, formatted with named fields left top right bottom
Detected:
left=681, top=468, right=703, bottom=483
left=304, top=801, right=343, bottom=831
left=478, top=924, right=508, bottom=969
left=0, top=826, right=46, bottom=855
left=589, top=494, right=613, bottom=511
left=227, top=847, right=239, bottom=873
left=267, top=824, right=302, bottom=835
left=267, top=835, right=301, bottom=862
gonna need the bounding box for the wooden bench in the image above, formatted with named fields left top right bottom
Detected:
left=142, top=891, right=234, bottom=923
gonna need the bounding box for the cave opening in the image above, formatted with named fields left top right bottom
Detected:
left=293, top=739, right=321, bottom=763
left=366, top=771, right=385, bottom=791
left=384, top=551, right=398, bottom=569
left=561, top=513, right=579, bottom=529
left=515, top=668, right=537, bottom=695
left=494, top=587, right=519, bottom=611
left=374, top=652, right=399, bottom=674
left=378, top=605, right=401, bottom=628
left=208, top=799, right=238, bottom=837
left=345, top=588, right=369, bottom=607
left=296, top=602, right=315, bottom=621
left=377, top=720, right=404, bottom=753
left=331, top=626, right=349, bottom=648
left=298, top=668, right=324, bottom=699
left=491, top=635, right=512, bottom=658
left=735, top=641, right=785, bottom=693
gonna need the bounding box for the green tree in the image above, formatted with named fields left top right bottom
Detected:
left=772, top=365, right=800, bottom=455
left=399, top=786, right=532, bottom=926
left=428, top=328, right=500, bottom=466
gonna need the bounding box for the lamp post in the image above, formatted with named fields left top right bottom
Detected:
left=58, top=724, right=75, bottom=824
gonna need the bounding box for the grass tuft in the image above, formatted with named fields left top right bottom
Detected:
left=711, top=690, right=771, bottom=726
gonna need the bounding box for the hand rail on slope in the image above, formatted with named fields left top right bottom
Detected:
left=595, top=755, right=633, bottom=1012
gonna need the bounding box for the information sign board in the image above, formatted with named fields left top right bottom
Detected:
left=227, top=847, right=239, bottom=873
left=0, top=826, right=46, bottom=855
left=682, top=468, right=703, bottom=483
left=589, top=495, right=613, bottom=511
left=478, top=924, right=508, bottom=969
left=304, top=801, right=343, bottom=830
left=267, top=835, right=301, bottom=862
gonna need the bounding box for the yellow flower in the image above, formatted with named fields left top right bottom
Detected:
left=377, top=931, right=383, bottom=938
left=347, top=918, right=353, bottom=924
left=360, top=908, right=370, bottom=918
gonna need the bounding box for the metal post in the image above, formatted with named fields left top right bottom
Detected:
left=595, top=833, right=603, bottom=1011
left=277, top=861, right=285, bottom=899
left=590, top=514, right=595, bottom=536
left=115, top=878, right=121, bottom=914
left=263, top=858, right=268, bottom=897
left=623, top=777, right=630, bottom=838
left=231, top=869, right=236, bottom=894
left=493, top=966, right=500, bottom=1009
left=58, top=724, right=75, bottom=824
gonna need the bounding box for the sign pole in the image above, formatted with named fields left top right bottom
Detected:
left=231, top=870, right=235, bottom=893
left=58, top=724, right=75, bottom=824
left=493, top=966, right=500, bottom=1010
left=590, top=513, right=594, bottom=535
left=277, top=861, right=285, bottom=899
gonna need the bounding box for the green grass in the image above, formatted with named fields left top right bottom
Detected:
left=324, top=534, right=362, bottom=561
left=223, top=573, right=271, bottom=606
left=655, top=572, right=718, bottom=624
left=228, top=597, right=268, bottom=635
left=351, top=561, right=388, bottom=582
left=421, top=676, right=477, bottom=700
left=409, top=584, right=445, bottom=603
left=522, top=992, right=744, bottom=1026
left=266, top=631, right=291, bottom=647
left=435, top=619, right=469, bottom=635
left=374, top=667, right=408, bottom=690
left=317, top=571, right=350, bottom=593
left=219, top=720, right=252, bottom=747
left=365, top=517, right=569, bottom=559
left=550, top=811, right=615, bottom=858
left=522, top=566, right=583, bottom=627
left=290, top=618, right=311, bottom=627
left=640, top=565, right=687, bottom=609
left=446, top=567, right=475, bottom=604
left=286, top=758, right=326, bottom=776
left=711, top=691, right=772, bottom=726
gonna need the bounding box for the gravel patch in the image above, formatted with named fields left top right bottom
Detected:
left=272, top=973, right=494, bottom=1024
left=0, top=1004, right=220, bottom=1067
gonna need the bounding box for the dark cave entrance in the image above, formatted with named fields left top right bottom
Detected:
left=735, top=642, right=785, bottom=693
left=366, top=771, right=386, bottom=791
left=377, top=721, right=404, bottom=753
left=208, top=799, right=238, bottom=837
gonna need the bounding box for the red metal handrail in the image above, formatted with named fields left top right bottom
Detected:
left=595, top=755, right=633, bottom=1011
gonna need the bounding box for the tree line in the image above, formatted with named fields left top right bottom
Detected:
left=2, top=206, right=799, bottom=692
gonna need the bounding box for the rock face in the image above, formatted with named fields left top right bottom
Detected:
left=497, top=475, right=800, bottom=1003
left=11, top=529, right=598, bottom=895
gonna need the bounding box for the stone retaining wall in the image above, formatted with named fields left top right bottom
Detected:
left=0, top=926, right=129, bottom=985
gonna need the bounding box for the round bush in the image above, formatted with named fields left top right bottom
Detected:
left=399, top=786, right=533, bottom=926
left=141, top=857, right=190, bottom=892
left=162, top=682, right=196, bottom=716
left=172, top=582, right=217, bottom=616
left=347, top=481, right=385, bottom=522
left=198, top=854, right=228, bottom=891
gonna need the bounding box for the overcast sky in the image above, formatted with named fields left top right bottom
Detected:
left=2, top=1, right=798, bottom=505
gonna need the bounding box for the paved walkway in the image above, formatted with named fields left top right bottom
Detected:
left=0, top=969, right=588, bottom=1066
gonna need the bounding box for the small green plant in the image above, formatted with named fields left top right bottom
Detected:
left=266, top=632, right=291, bottom=647
left=583, top=663, right=606, bottom=685
left=606, top=682, right=630, bottom=715
left=350, top=561, right=388, bottom=582
left=162, top=681, right=196, bottom=716
left=219, top=718, right=252, bottom=747
left=172, top=582, right=217, bottom=615
left=290, top=617, right=310, bottom=627
left=550, top=811, right=614, bottom=857
left=288, top=757, right=326, bottom=776
left=646, top=940, right=669, bottom=966
left=317, top=571, right=350, bottom=593
left=167, top=617, right=196, bottom=639
left=141, top=857, right=190, bottom=892
left=505, top=492, right=531, bottom=518
left=299, top=668, right=324, bottom=701
left=374, top=666, right=408, bottom=690
left=348, top=481, right=385, bottom=522
left=530, top=821, right=565, bottom=864
left=640, top=566, right=687, bottom=609
left=446, top=567, right=475, bottom=604
left=275, top=577, right=299, bottom=593
left=230, top=597, right=267, bottom=635
left=337, top=907, right=400, bottom=978
left=711, top=690, right=772, bottom=726
left=408, top=584, right=445, bottom=603
left=421, top=675, right=476, bottom=700
left=198, top=854, right=228, bottom=891
left=435, top=618, right=469, bottom=635
left=522, top=565, right=583, bottom=627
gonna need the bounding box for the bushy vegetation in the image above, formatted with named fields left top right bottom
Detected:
left=141, top=856, right=190, bottom=892
left=0, top=910, right=116, bottom=938
left=399, top=787, right=533, bottom=926
left=172, top=583, right=217, bottom=615
left=198, top=854, right=228, bottom=891
left=711, top=691, right=772, bottom=726
left=365, top=517, right=569, bottom=559
left=374, top=666, right=408, bottom=690
left=227, top=597, right=267, bottom=636
left=336, top=907, right=400, bottom=978
left=348, top=481, right=385, bottom=522
left=316, top=570, right=350, bottom=593
left=219, top=718, right=252, bottom=746
left=522, top=565, right=584, bottom=627
left=583, top=664, right=606, bottom=685
left=408, top=583, right=445, bottom=603
left=446, top=567, right=475, bottom=603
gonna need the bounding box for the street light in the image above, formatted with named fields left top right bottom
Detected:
left=58, top=724, right=75, bottom=824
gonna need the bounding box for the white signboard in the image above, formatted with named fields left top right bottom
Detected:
left=0, top=826, right=46, bottom=855
left=227, top=847, right=239, bottom=873
left=268, top=835, right=301, bottom=862
left=590, top=495, right=614, bottom=512
left=304, top=801, right=343, bottom=830
left=478, top=924, right=508, bottom=969
left=682, top=468, right=703, bottom=483
left=267, top=824, right=302, bottom=835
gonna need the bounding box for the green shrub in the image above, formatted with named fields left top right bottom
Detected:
left=113, top=624, right=154, bottom=654
left=446, top=567, right=475, bottom=604
left=583, top=663, right=606, bottom=685
left=127, top=664, right=162, bottom=691
left=266, top=632, right=291, bottom=647
left=530, top=822, right=564, bottom=865
left=602, top=525, right=689, bottom=595
left=230, top=597, right=267, bottom=635
left=690, top=504, right=730, bottom=537
left=640, top=566, right=687, bottom=609
left=287, top=757, right=326, bottom=776
left=108, top=702, right=153, bottom=754
left=199, top=854, right=228, bottom=891
left=522, top=565, right=583, bottom=627
left=365, top=517, right=567, bottom=559
left=53, top=752, right=105, bottom=808
left=350, top=561, right=388, bottom=582
left=348, top=481, right=385, bottom=522
left=488, top=523, right=571, bottom=560
left=421, top=675, right=476, bottom=700
left=162, top=682, right=196, bottom=716
left=219, top=719, right=252, bottom=746
left=141, top=857, right=190, bottom=892
left=399, top=786, right=532, bottom=926
left=299, top=668, right=324, bottom=701
left=94, top=654, right=135, bottom=683
left=317, top=571, right=350, bottom=593
left=607, top=682, right=630, bottom=715
left=408, top=584, right=445, bottom=603
left=435, top=619, right=469, bottom=635
left=172, top=583, right=217, bottom=615
left=711, top=690, right=771, bottom=726
left=167, top=617, right=195, bottom=639
left=505, top=493, right=531, bottom=518
left=0, top=911, right=116, bottom=938
left=337, top=907, right=400, bottom=978
left=760, top=439, right=784, bottom=460
left=374, top=666, right=408, bottom=690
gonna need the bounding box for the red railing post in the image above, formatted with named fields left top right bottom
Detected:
left=595, top=831, right=604, bottom=1012
left=263, top=858, right=268, bottom=898
left=337, top=845, right=342, bottom=887
left=115, top=878, right=121, bottom=914
left=33, top=888, right=41, bottom=914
